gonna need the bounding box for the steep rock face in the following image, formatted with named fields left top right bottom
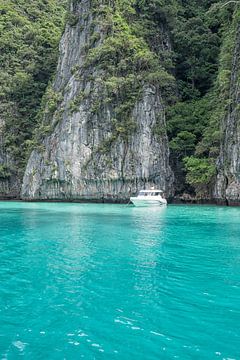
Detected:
left=215, top=25, right=240, bottom=205
left=0, top=119, right=9, bottom=196
left=22, top=0, right=173, bottom=201
left=0, top=118, right=19, bottom=199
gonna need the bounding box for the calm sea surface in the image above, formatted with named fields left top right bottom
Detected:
left=0, top=202, right=239, bottom=359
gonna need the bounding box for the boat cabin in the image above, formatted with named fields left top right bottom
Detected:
left=131, top=189, right=167, bottom=206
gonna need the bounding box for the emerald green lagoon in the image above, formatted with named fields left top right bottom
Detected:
left=0, top=202, right=239, bottom=359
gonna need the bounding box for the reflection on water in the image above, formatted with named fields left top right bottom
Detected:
left=129, top=207, right=167, bottom=298
left=0, top=202, right=239, bottom=359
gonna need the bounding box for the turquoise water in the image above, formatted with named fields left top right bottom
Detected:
left=0, top=202, right=239, bottom=359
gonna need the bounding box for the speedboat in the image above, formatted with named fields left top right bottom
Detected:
left=130, top=189, right=167, bottom=207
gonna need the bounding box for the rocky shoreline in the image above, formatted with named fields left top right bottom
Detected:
left=0, top=194, right=239, bottom=206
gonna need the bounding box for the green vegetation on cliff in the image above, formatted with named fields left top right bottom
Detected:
left=78, top=0, right=175, bottom=143
left=0, top=0, right=67, bottom=178
left=166, top=1, right=240, bottom=197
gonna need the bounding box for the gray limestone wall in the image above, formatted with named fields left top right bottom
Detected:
left=214, top=25, right=240, bottom=205
left=21, top=0, right=173, bottom=201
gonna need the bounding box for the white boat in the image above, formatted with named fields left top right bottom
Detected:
left=130, top=189, right=167, bottom=207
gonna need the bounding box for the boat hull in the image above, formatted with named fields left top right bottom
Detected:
left=130, top=197, right=167, bottom=207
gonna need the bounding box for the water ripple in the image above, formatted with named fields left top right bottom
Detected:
left=0, top=202, right=239, bottom=359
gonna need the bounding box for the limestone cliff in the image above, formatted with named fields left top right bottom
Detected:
left=21, top=0, right=173, bottom=201
left=214, top=24, right=240, bottom=205
left=0, top=118, right=19, bottom=199
left=0, top=119, right=9, bottom=197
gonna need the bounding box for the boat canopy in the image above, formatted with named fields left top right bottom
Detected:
left=139, top=190, right=163, bottom=193
left=138, top=190, right=163, bottom=196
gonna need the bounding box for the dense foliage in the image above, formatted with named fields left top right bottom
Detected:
left=166, top=1, right=239, bottom=197
left=0, top=0, right=66, bottom=178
